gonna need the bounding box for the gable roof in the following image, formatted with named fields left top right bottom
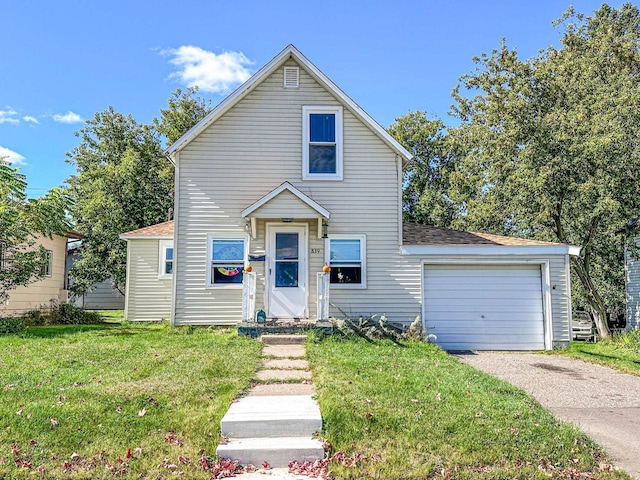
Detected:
left=119, top=221, right=174, bottom=239
left=165, top=44, right=412, bottom=162
left=241, top=182, right=331, bottom=219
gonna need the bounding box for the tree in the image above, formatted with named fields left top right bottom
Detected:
left=67, top=89, right=211, bottom=295
left=154, top=87, right=212, bottom=145
left=450, top=3, right=640, bottom=337
left=0, top=159, right=72, bottom=302
left=388, top=112, right=458, bottom=227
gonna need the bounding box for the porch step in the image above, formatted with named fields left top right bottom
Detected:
left=221, top=395, right=322, bottom=438
left=216, top=437, right=324, bottom=468
left=261, top=334, right=307, bottom=345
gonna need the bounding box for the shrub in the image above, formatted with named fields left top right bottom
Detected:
left=21, top=302, right=103, bottom=327
left=0, top=317, right=26, bottom=334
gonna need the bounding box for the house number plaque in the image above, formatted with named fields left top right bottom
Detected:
left=310, top=248, right=321, bottom=254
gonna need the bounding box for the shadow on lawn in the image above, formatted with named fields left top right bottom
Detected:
left=24, top=322, right=149, bottom=339
left=576, top=348, right=640, bottom=367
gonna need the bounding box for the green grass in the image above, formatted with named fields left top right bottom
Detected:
left=308, top=336, right=632, bottom=480
left=0, top=322, right=261, bottom=479
left=556, top=330, right=640, bottom=376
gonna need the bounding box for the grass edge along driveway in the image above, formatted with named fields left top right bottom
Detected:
left=307, top=336, right=632, bottom=480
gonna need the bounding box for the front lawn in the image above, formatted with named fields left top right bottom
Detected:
left=0, top=322, right=261, bottom=479
left=308, top=336, right=631, bottom=479
left=556, top=331, right=640, bottom=377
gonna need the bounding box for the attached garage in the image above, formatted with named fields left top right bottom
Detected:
left=402, top=224, right=581, bottom=351
left=423, top=264, right=546, bottom=351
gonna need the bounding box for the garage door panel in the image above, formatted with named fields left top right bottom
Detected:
left=423, top=264, right=545, bottom=351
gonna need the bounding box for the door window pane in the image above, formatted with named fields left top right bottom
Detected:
left=276, top=233, right=298, bottom=260
left=275, top=262, right=298, bottom=287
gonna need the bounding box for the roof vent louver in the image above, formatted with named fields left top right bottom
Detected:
left=283, top=66, right=299, bottom=88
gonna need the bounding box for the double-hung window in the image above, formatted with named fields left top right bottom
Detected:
left=159, top=240, right=173, bottom=279
left=302, top=106, right=343, bottom=180
left=325, top=235, right=366, bottom=288
left=207, top=234, right=248, bottom=287
left=40, top=250, right=53, bottom=277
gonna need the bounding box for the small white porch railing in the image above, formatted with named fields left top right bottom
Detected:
left=242, top=272, right=257, bottom=322
left=316, top=272, right=330, bottom=321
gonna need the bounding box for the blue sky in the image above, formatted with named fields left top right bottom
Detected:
left=1, top=0, right=622, bottom=197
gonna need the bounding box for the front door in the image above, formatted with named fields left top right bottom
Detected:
left=267, top=224, right=308, bottom=318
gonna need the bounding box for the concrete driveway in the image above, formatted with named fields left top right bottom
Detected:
left=456, top=352, right=640, bottom=479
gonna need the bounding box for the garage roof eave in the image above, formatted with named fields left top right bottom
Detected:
left=400, top=244, right=577, bottom=256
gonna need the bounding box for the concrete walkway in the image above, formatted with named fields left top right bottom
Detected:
left=457, top=352, right=640, bottom=479
left=216, top=335, right=324, bottom=477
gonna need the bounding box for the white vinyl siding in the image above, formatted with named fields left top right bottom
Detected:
left=124, top=239, right=172, bottom=321
left=174, top=59, right=418, bottom=325
left=625, top=236, right=640, bottom=330
left=423, top=264, right=545, bottom=351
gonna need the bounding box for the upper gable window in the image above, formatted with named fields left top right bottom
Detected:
left=302, top=106, right=343, bottom=180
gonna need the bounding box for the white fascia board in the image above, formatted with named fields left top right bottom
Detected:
left=119, top=234, right=174, bottom=240
left=241, top=182, right=331, bottom=219
left=165, top=44, right=413, bottom=162
left=400, top=245, right=574, bottom=256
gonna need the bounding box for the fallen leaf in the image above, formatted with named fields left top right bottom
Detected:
left=16, top=409, right=22, bottom=416
left=435, top=393, right=441, bottom=401
left=365, top=412, right=373, bottom=419
left=411, top=399, right=418, bottom=403
left=50, top=418, right=59, bottom=427
left=475, top=412, right=483, bottom=417
left=137, top=408, right=146, bottom=417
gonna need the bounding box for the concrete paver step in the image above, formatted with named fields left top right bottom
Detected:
left=261, top=335, right=307, bottom=345
left=221, top=395, right=322, bottom=438
left=248, top=383, right=315, bottom=396
left=263, top=359, right=309, bottom=370
left=256, top=369, right=312, bottom=381
left=263, top=344, right=306, bottom=358
left=216, top=437, right=325, bottom=468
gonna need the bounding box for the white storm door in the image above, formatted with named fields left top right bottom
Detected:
left=267, top=225, right=308, bottom=318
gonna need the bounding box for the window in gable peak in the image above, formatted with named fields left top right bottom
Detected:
left=302, top=106, right=343, bottom=180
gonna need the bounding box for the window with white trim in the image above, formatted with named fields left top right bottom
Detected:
left=40, top=250, right=53, bottom=277
left=207, top=234, right=249, bottom=287
left=159, top=240, right=173, bottom=279
left=302, top=106, right=343, bottom=180
left=325, top=235, right=366, bottom=288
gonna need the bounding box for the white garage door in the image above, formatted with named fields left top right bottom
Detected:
left=423, top=264, right=545, bottom=351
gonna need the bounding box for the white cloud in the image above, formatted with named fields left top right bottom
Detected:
left=52, top=111, right=83, bottom=124
left=0, top=108, right=20, bottom=124
left=163, top=46, right=253, bottom=94
left=23, top=115, right=39, bottom=124
left=0, top=146, right=26, bottom=165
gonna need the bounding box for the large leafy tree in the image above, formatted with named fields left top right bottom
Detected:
left=67, top=88, right=211, bottom=295
left=0, top=159, right=71, bottom=302
left=388, top=112, right=458, bottom=226
left=450, top=3, right=640, bottom=337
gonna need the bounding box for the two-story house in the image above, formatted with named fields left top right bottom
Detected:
left=120, top=45, right=578, bottom=350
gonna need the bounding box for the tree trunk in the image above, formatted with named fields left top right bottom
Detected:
left=571, top=256, right=612, bottom=339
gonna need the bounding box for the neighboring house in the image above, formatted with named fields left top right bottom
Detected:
left=617, top=219, right=640, bottom=331
left=120, top=45, right=579, bottom=350
left=66, top=251, right=125, bottom=310
left=0, top=233, right=81, bottom=316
